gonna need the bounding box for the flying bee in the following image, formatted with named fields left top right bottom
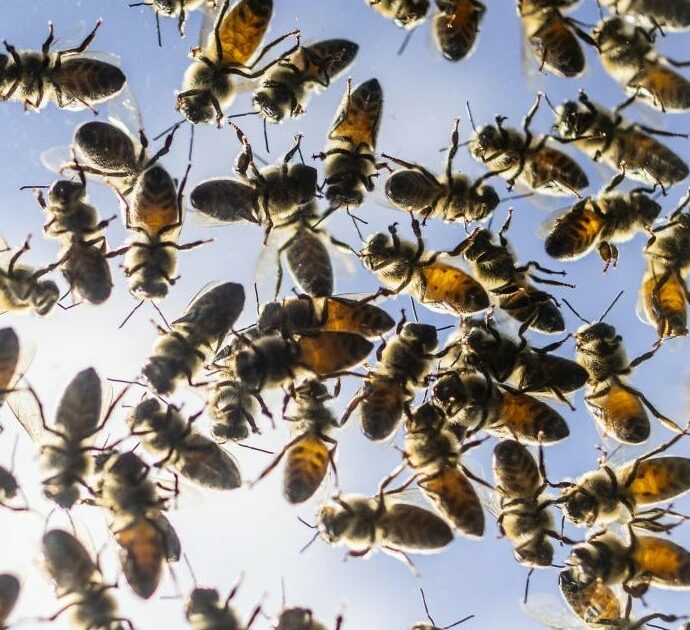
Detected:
left=0, top=21, right=125, bottom=112
left=441, top=317, right=588, bottom=403
left=457, top=215, right=571, bottom=336
left=128, top=397, right=242, bottom=490
left=91, top=450, right=181, bottom=599
left=0, top=235, right=61, bottom=316
left=313, top=78, right=385, bottom=214
left=384, top=117, right=499, bottom=224
left=598, top=0, right=690, bottom=32
left=468, top=93, right=589, bottom=196
left=556, top=429, right=690, bottom=531
left=176, top=0, right=299, bottom=126
left=272, top=607, right=339, bottom=630
left=567, top=528, right=690, bottom=596
left=185, top=577, right=261, bottom=630
left=232, top=330, right=373, bottom=393
left=639, top=193, right=690, bottom=339
left=544, top=169, right=662, bottom=269
left=341, top=319, right=438, bottom=442
left=552, top=92, right=689, bottom=188
left=41, top=529, right=131, bottom=630
left=365, top=0, right=429, bottom=30
left=360, top=219, right=489, bottom=316
left=431, top=371, right=570, bottom=444
left=252, top=379, right=339, bottom=504
left=142, top=281, right=245, bottom=395
left=8, top=367, right=123, bottom=509
left=0, top=574, right=19, bottom=629
left=129, top=0, right=218, bottom=44
left=518, top=0, right=597, bottom=78
left=568, top=295, right=680, bottom=442
left=401, top=401, right=486, bottom=537
left=412, top=588, right=474, bottom=629
left=593, top=17, right=690, bottom=113
left=207, top=376, right=261, bottom=442
left=314, top=468, right=454, bottom=569
left=434, top=0, right=486, bottom=62
left=252, top=38, right=358, bottom=124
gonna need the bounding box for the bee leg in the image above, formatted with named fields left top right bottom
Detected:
left=250, top=434, right=305, bottom=487
left=522, top=568, right=535, bottom=604
left=6, top=236, right=31, bottom=275
left=618, top=381, right=683, bottom=434
left=459, top=464, right=493, bottom=490
left=245, top=603, right=263, bottom=628
left=56, top=20, right=101, bottom=62
left=38, top=600, right=81, bottom=622
left=626, top=344, right=663, bottom=370
left=383, top=547, right=419, bottom=575
left=516, top=260, right=567, bottom=276
left=243, top=29, right=301, bottom=72
left=339, top=389, right=365, bottom=427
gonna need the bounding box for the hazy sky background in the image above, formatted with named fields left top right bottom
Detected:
left=0, top=1, right=689, bottom=628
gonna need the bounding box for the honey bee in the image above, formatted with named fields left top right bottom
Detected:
left=434, top=0, right=486, bottom=62
left=0, top=21, right=125, bottom=113
left=552, top=91, right=689, bottom=188
left=341, top=320, right=438, bottom=442
left=458, top=218, right=571, bottom=336
left=41, top=529, right=130, bottom=629
left=9, top=367, right=123, bottom=509
left=567, top=528, right=690, bottom=596
left=207, top=376, right=261, bottom=442
left=252, top=379, right=339, bottom=504
left=176, top=0, right=299, bottom=125
left=92, top=450, right=181, bottom=599
left=518, top=0, right=597, bottom=78
left=593, top=17, right=690, bottom=113
left=569, top=298, right=680, bottom=442
left=271, top=601, right=341, bottom=630
left=402, top=401, right=486, bottom=537
left=313, top=78, right=385, bottom=214
left=315, top=469, right=454, bottom=568
left=253, top=39, right=358, bottom=124
left=413, top=587, right=474, bottom=629
left=431, top=371, right=570, bottom=444
left=469, top=93, right=589, bottom=196
left=366, top=0, right=430, bottom=30
left=232, top=330, right=373, bottom=393
left=0, top=327, right=22, bottom=409
left=557, top=429, right=690, bottom=530
left=0, top=235, right=61, bottom=316
left=142, top=281, right=245, bottom=395
left=544, top=170, right=662, bottom=270
left=384, top=117, right=499, bottom=224
left=130, top=0, right=217, bottom=44
left=639, top=194, right=690, bottom=338
left=360, top=219, right=489, bottom=316
left=186, top=581, right=262, bottom=629
left=598, top=0, right=690, bottom=32
left=0, top=574, right=19, bottom=629
left=128, top=397, right=242, bottom=490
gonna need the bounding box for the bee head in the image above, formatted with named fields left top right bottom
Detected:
left=633, top=194, right=662, bottom=225
left=575, top=321, right=617, bottom=346
left=32, top=280, right=60, bottom=316
left=177, top=91, right=217, bottom=125
left=212, top=412, right=251, bottom=442
left=568, top=544, right=600, bottom=585
left=554, top=101, right=588, bottom=138
left=287, top=164, right=318, bottom=205
left=233, top=349, right=262, bottom=390
left=472, top=184, right=500, bottom=217
left=432, top=373, right=469, bottom=418
left=593, top=17, right=626, bottom=47
left=360, top=232, right=391, bottom=266
left=253, top=89, right=287, bottom=123
left=401, top=322, right=438, bottom=350
left=44, top=485, right=80, bottom=509
left=492, top=439, right=525, bottom=469
left=515, top=538, right=553, bottom=567
left=47, top=180, right=85, bottom=207
left=107, top=451, right=148, bottom=483
left=276, top=608, right=314, bottom=627
left=561, top=487, right=598, bottom=526
left=0, top=467, right=18, bottom=498
left=130, top=276, right=170, bottom=301
left=461, top=229, right=494, bottom=262
left=132, top=397, right=163, bottom=425
left=153, top=0, right=178, bottom=15
left=470, top=125, right=501, bottom=160
left=186, top=587, right=221, bottom=616
left=317, top=501, right=352, bottom=544
left=407, top=401, right=445, bottom=433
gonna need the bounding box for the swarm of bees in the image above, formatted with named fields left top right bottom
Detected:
left=2, top=0, right=690, bottom=628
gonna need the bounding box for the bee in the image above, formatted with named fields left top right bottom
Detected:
left=315, top=469, right=454, bottom=568
left=518, top=0, right=597, bottom=78
left=142, top=281, right=245, bottom=395
left=552, top=91, right=689, bottom=188
left=557, top=429, right=690, bottom=530
left=469, top=93, right=589, bottom=196
left=255, top=295, right=395, bottom=339
left=252, top=379, right=339, bottom=504
left=457, top=216, right=571, bottom=336
left=92, top=450, right=181, bottom=599
left=441, top=317, right=588, bottom=403
left=593, top=17, right=690, bottom=113
left=41, top=529, right=130, bottom=629
left=0, top=574, right=19, bottom=629
left=384, top=117, right=499, bottom=224
left=253, top=39, right=358, bottom=124
left=232, top=330, right=373, bottom=393
left=272, top=604, right=341, bottom=630
left=207, top=376, right=261, bottom=442
left=341, top=320, right=438, bottom=442
left=402, top=401, right=486, bottom=537
left=130, top=0, right=218, bottom=44
left=544, top=169, right=662, bottom=270
left=0, top=327, right=22, bottom=409
left=186, top=580, right=261, bottom=630
left=313, top=78, right=385, bottom=214
left=568, top=296, right=680, bottom=442
left=431, top=371, right=570, bottom=444
left=413, top=587, right=474, bottom=629
left=567, top=528, right=690, bottom=596
left=0, top=21, right=125, bottom=113
left=0, top=236, right=61, bottom=316
left=639, top=193, right=690, bottom=338
left=176, top=0, right=299, bottom=126
left=598, top=0, right=690, bottom=32
left=365, top=0, right=430, bottom=30
left=434, top=0, right=486, bottom=62
left=128, top=397, right=242, bottom=490
left=9, top=367, right=123, bottom=509
left=360, top=219, right=489, bottom=316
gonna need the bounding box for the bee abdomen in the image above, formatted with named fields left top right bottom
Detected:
left=359, top=377, right=405, bottom=441
left=545, top=212, right=601, bottom=259
left=56, top=58, right=126, bottom=103
left=283, top=434, right=329, bottom=504
left=286, top=230, right=333, bottom=297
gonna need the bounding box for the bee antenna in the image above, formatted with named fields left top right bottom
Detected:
left=299, top=531, right=319, bottom=554
left=19, top=184, right=49, bottom=190
left=236, top=443, right=274, bottom=455
left=129, top=1, right=154, bottom=5
left=498, top=192, right=534, bottom=204
left=542, top=93, right=558, bottom=115
left=409, top=296, right=419, bottom=323
left=420, top=588, right=436, bottom=626
left=188, top=125, right=195, bottom=162
left=153, top=119, right=187, bottom=142
left=297, top=516, right=317, bottom=529
left=263, top=118, right=270, bottom=154
left=598, top=290, right=624, bottom=322
left=183, top=552, right=198, bottom=587
left=465, top=102, right=477, bottom=132
left=594, top=0, right=604, bottom=21
left=119, top=300, right=146, bottom=329
left=281, top=576, right=286, bottom=607
left=227, top=111, right=260, bottom=119
left=561, top=299, right=590, bottom=325
left=397, top=29, right=415, bottom=56
left=9, top=434, right=19, bottom=474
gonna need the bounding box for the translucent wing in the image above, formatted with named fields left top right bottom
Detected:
left=255, top=228, right=285, bottom=303
left=536, top=205, right=574, bottom=240
left=522, top=593, right=586, bottom=630
left=51, top=20, right=88, bottom=50
left=198, top=0, right=219, bottom=50
left=6, top=388, right=45, bottom=445
left=80, top=51, right=123, bottom=66
left=40, top=145, right=74, bottom=178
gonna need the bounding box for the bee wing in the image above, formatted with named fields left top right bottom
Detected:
left=198, top=0, right=218, bottom=49
left=173, top=432, right=242, bottom=490
left=79, top=51, right=123, bottom=66
left=521, top=593, right=586, bottom=630
left=519, top=21, right=549, bottom=95
left=107, top=84, right=144, bottom=142
left=536, top=205, right=573, bottom=239
left=0, top=336, right=35, bottom=409
left=255, top=229, right=286, bottom=303
left=52, top=20, right=89, bottom=50
left=6, top=388, right=44, bottom=445
left=40, top=145, right=75, bottom=178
